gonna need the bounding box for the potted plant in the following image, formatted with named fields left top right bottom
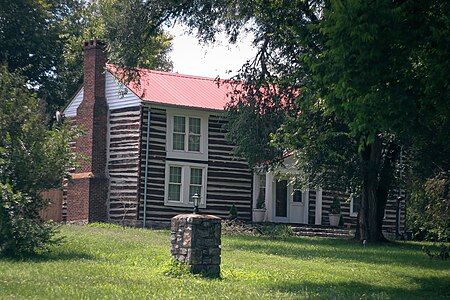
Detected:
left=329, top=196, right=341, bottom=227
left=253, top=192, right=266, bottom=223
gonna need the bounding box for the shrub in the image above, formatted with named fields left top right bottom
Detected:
left=0, top=183, right=61, bottom=256
left=160, top=258, right=191, bottom=277
left=408, top=171, right=450, bottom=242
left=228, top=204, right=238, bottom=220
left=330, top=196, right=341, bottom=214
left=260, top=224, right=293, bottom=239
left=0, top=66, right=80, bottom=256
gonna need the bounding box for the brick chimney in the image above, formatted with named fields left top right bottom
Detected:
left=66, top=40, right=109, bottom=223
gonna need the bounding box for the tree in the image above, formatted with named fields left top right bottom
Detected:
left=0, top=0, right=173, bottom=112
left=0, top=66, right=80, bottom=256
left=307, top=1, right=449, bottom=241
left=88, top=0, right=449, bottom=242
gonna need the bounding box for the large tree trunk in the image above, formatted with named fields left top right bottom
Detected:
left=358, top=135, right=400, bottom=242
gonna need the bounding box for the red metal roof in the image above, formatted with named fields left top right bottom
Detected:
left=107, top=65, right=237, bottom=111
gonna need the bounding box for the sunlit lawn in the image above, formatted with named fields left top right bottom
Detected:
left=0, top=224, right=449, bottom=299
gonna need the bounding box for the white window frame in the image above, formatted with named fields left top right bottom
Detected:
left=164, top=161, right=207, bottom=208
left=166, top=109, right=208, bottom=161
left=253, top=173, right=267, bottom=209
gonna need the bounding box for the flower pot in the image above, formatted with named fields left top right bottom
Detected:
left=329, top=213, right=341, bottom=227
left=253, top=209, right=266, bottom=223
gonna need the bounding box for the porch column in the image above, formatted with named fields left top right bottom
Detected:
left=315, top=188, right=323, bottom=225
left=264, top=171, right=274, bottom=222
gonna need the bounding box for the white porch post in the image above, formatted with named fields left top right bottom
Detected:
left=304, top=188, right=310, bottom=224
left=265, top=171, right=274, bottom=222
left=315, top=188, right=323, bottom=225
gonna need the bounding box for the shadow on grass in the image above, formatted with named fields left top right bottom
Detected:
left=225, top=235, right=449, bottom=270
left=0, top=250, right=95, bottom=263
left=268, top=275, right=450, bottom=299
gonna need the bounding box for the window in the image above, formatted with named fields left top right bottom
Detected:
left=173, top=116, right=186, bottom=151
left=350, top=195, right=360, bottom=217
left=168, top=166, right=182, bottom=201
left=188, top=117, right=201, bottom=152
left=167, top=110, right=208, bottom=160
left=172, top=115, right=201, bottom=152
left=165, top=162, right=207, bottom=207
left=189, top=167, right=203, bottom=201
left=255, top=174, right=266, bottom=209
left=293, top=185, right=303, bottom=203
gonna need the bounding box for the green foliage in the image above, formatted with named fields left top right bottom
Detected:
left=259, top=224, right=293, bottom=239
left=0, top=66, right=80, bottom=256
left=272, top=98, right=361, bottom=193
left=0, top=0, right=70, bottom=110
left=0, top=0, right=173, bottom=112
left=88, top=222, right=125, bottom=230
left=228, top=204, right=238, bottom=220
left=0, top=183, right=62, bottom=256
left=330, top=197, right=342, bottom=214
left=160, top=258, right=191, bottom=278
left=408, top=171, right=450, bottom=242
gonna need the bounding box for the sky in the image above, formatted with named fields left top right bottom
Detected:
left=168, top=23, right=257, bottom=79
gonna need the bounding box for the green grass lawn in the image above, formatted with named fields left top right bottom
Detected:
left=0, top=224, right=449, bottom=299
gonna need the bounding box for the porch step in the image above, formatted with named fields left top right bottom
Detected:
left=291, top=226, right=354, bottom=238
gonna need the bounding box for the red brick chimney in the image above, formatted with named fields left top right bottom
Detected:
left=66, top=40, right=109, bottom=223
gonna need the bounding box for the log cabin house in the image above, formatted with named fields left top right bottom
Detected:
left=62, top=40, right=405, bottom=234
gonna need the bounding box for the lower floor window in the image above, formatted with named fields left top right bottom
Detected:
left=165, top=162, right=207, bottom=207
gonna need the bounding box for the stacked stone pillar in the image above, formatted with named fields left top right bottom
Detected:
left=171, top=214, right=221, bottom=277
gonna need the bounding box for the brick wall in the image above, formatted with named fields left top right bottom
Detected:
left=66, top=40, right=109, bottom=223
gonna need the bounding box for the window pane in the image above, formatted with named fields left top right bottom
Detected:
left=188, top=135, right=200, bottom=152
left=169, top=166, right=182, bottom=183
left=168, top=184, right=181, bottom=201
left=189, top=185, right=202, bottom=202
left=174, top=116, right=186, bottom=133
left=189, top=117, right=201, bottom=134
left=259, top=175, right=266, bottom=186
left=293, top=191, right=302, bottom=202
left=173, top=133, right=185, bottom=150
left=293, top=185, right=302, bottom=202
left=190, top=168, right=202, bottom=185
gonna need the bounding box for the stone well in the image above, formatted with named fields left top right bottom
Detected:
left=170, top=214, right=221, bottom=277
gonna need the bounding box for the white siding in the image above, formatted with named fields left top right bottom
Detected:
left=105, top=72, right=141, bottom=110
left=63, top=72, right=141, bottom=117
left=63, top=87, right=84, bottom=117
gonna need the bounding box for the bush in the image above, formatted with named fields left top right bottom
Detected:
left=260, top=224, right=293, bottom=239
left=331, top=196, right=341, bottom=214
left=407, top=171, right=450, bottom=242
left=0, top=66, right=79, bottom=256
left=0, top=183, right=61, bottom=256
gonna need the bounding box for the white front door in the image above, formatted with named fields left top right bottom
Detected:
left=272, top=179, right=308, bottom=224
left=289, top=186, right=308, bottom=224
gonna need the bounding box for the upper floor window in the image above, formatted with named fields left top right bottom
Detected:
left=167, top=110, right=208, bottom=160
left=173, top=116, right=202, bottom=152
